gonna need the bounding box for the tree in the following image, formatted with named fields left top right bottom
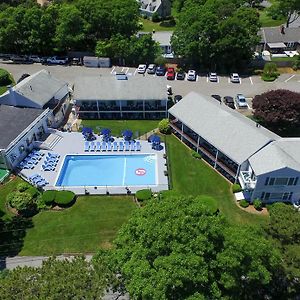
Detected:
left=0, top=256, right=109, bottom=299
left=110, top=196, right=282, bottom=299
left=270, top=0, right=300, bottom=27
left=252, top=89, right=300, bottom=131
left=171, top=0, right=260, bottom=70
left=158, top=118, right=170, bottom=134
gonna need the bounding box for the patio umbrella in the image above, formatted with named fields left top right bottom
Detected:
left=82, top=127, right=92, bottom=135
left=151, top=135, right=161, bottom=144
left=101, top=128, right=111, bottom=136
left=122, top=130, right=133, bottom=140
left=148, top=134, right=155, bottom=143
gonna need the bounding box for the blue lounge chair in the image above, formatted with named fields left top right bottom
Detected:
left=101, top=142, right=106, bottom=151
left=107, top=142, right=112, bottom=151
left=113, top=142, right=118, bottom=151
left=90, top=142, right=95, bottom=151
left=28, top=174, right=40, bottom=181
left=125, top=141, right=130, bottom=151
left=119, top=142, right=124, bottom=151
left=84, top=141, right=90, bottom=151
left=130, top=141, right=135, bottom=151
left=96, top=142, right=101, bottom=151
left=136, top=141, right=141, bottom=151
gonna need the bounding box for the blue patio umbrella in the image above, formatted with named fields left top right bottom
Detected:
left=152, top=135, right=161, bottom=144
left=122, top=130, right=133, bottom=140
left=82, top=127, right=93, bottom=135
left=101, top=128, right=111, bottom=136
left=148, top=134, right=156, bottom=143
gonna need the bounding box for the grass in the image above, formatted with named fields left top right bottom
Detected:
left=81, top=120, right=158, bottom=137
left=165, top=135, right=268, bottom=226
left=20, top=196, right=136, bottom=255
left=140, top=18, right=175, bottom=32
left=271, top=56, right=299, bottom=62
left=259, top=9, right=285, bottom=27
left=0, top=168, right=9, bottom=183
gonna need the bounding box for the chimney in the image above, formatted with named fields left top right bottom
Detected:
left=280, top=25, right=285, bottom=35
left=7, top=85, right=17, bottom=106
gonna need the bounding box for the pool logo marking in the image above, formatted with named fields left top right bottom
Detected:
left=135, top=168, right=146, bottom=176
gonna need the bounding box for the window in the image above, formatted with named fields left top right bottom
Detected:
left=262, top=192, right=293, bottom=201
left=275, top=178, right=288, bottom=185
left=265, top=177, right=298, bottom=186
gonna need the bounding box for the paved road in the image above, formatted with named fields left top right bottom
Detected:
left=1, top=62, right=300, bottom=102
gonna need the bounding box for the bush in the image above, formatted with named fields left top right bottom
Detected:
left=42, top=190, right=57, bottom=205
left=151, top=12, right=161, bottom=22
left=261, top=62, right=279, bottom=82
left=253, top=198, right=263, bottom=210
left=154, top=56, right=167, bottom=66
left=27, top=186, right=39, bottom=199
left=7, top=191, right=35, bottom=212
left=293, top=56, right=300, bottom=70
left=54, top=190, right=75, bottom=207
left=239, top=199, right=249, bottom=208
left=0, top=68, right=11, bottom=85
left=158, top=118, right=170, bottom=134
left=191, top=151, right=201, bottom=159
left=232, top=184, right=242, bottom=193
left=136, top=189, right=152, bottom=201
left=261, top=74, right=278, bottom=82
left=16, top=182, right=30, bottom=192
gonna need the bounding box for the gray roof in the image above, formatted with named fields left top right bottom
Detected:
left=0, top=69, right=67, bottom=108
left=152, top=31, right=172, bottom=46
left=259, top=27, right=300, bottom=44
left=74, top=75, right=167, bottom=101
left=0, top=105, right=45, bottom=149
left=168, top=92, right=280, bottom=165
left=249, top=138, right=300, bottom=175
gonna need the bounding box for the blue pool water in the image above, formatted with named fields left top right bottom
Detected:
left=56, top=154, right=157, bottom=187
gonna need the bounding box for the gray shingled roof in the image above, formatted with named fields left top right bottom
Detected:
left=259, top=27, right=300, bottom=43
left=249, top=138, right=300, bottom=175
left=74, top=76, right=167, bottom=101
left=1, top=69, right=67, bottom=108
left=0, top=105, right=45, bottom=149
left=168, top=92, right=280, bottom=165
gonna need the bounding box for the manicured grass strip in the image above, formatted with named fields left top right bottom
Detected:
left=140, top=18, right=175, bottom=32
left=81, top=120, right=158, bottom=137
left=20, top=196, right=136, bottom=255
left=165, top=135, right=268, bottom=225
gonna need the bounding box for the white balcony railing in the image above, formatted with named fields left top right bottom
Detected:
left=240, top=171, right=257, bottom=190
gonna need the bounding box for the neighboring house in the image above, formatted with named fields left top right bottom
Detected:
left=168, top=92, right=300, bottom=204
left=74, top=74, right=168, bottom=120
left=0, top=69, right=71, bottom=128
left=152, top=31, right=173, bottom=58
left=0, top=105, right=52, bottom=170
left=258, top=26, right=300, bottom=53
left=139, top=0, right=171, bottom=18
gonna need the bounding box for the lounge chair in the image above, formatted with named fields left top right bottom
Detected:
left=107, top=142, right=112, bottom=151
left=84, top=141, right=90, bottom=152
left=23, top=163, right=35, bottom=169
left=130, top=141, right=135, bottom=151
left=119, top=142, right=124, bottom=151
left=113, top=142, right=118, bottom=151
left=96, top=141, right=101, bottom=151
left=125, top=141, right=130, bottom=151
left=90, top=142, right=95, bottom=151
left=28, top=174, right=40, bottom=181
left=101, top=142, right=106, bottom=151
left=136, top=141, right=141, bottom=151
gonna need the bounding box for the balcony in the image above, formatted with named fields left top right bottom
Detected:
left=240, top=171, right=257, bottom=190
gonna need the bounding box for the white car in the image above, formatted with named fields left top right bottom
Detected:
left=47, top=56, right=68, bottom=65
left=147, top=64, right=156, bottom=74
left=29, top=55, right=41, bottom=63
left=137, top=64, right=147, bottom=74
left=230, top=73, right=240, bottom=83
left=209, top=72, right=218, bottom=82
left=187, top=70, right=196, bottom=81
left=236, top=94, right=248, bottom=108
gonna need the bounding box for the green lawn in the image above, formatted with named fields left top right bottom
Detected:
left=140, top=18, right=175, bottom=32
left=81, top=120, right=158, bottom=137
left=271, top=56, right=298, bottom=62
left=20, top=196, right=136, bottom=255
left=165, top=135, right=268, bottom=226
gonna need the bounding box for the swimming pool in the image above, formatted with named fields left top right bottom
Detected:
left=56, top=154, right=157, bottom=187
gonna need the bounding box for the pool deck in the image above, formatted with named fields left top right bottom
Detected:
left=19, top=131, right=169, bottom=195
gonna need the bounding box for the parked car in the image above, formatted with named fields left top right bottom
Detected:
left=47, top=56, right=68, bottom=65
left=137, top=64, right=147, bottom=74
left=174, top=95, right=182, bottom=103
left=224, top=96, right=235, bottom=109
left=29, top=55, right=41, bottom=63
left=167, top=67, right=175, bottom=80
left=10, top=55, right=32, bottom=64
left=40, top=57, right=48, bottom=65
left=209, top=72, right=218, bottom=82
left=230, top=73, right=240, bottom=83
left=211, top=94, right=221, bottom=102
left=147, top=64, right=156, bottom=74
left=71, top=57, right=82, bottom=65
left=236, top=94, right=248, bottom=108
left=156, top=65, right=166, bottom=76
left=176, top=71, right=185, bottom=80
left=187, top=70, right=196, bottom=81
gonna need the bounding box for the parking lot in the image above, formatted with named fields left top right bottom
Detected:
left=1, top=61, right=300, bottom=113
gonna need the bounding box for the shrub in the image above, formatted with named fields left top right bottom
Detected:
left=154, top=56, right=167, bottom=66
left=42, top=190, right=57, bottom=205
left=136, top=189, right=152, bottom=201
left=191, top=151, right=201, bottom=159
left=261, top=62, right=279, bottom=82
left=54, top=190, right=75, bottom=207
left=239, top=199, right=249, bottom=208
left=253, top=198, right=263, bottom=210
left=232, top=184, right=242, bottom=193
left=151, top=12, right=161, bottom=22
left=27, top=186, right=39, bottom=199
left=158, top=118, right=170, bottom=134
left=16, top=182, right=30, bottom=192
left=0, top=68, right=11, bottom=85
left=293, top=56, right=300, bottom=70
left=7, top=191, right=35, bottom=212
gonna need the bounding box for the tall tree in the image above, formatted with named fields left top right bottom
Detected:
left=271, top=0, right=300, bottom=27
left=109, top=196, right=282, bottom=299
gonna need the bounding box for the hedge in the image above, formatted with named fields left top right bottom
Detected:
left=54, top=191, right=75, bottom=206
left=232, top=184, right=242, bottom=193
left=136, top=189, right=152, bottom=201
left=42, top=190, right=57, bottom=205
left=239, top=199, right=249, bottom=208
